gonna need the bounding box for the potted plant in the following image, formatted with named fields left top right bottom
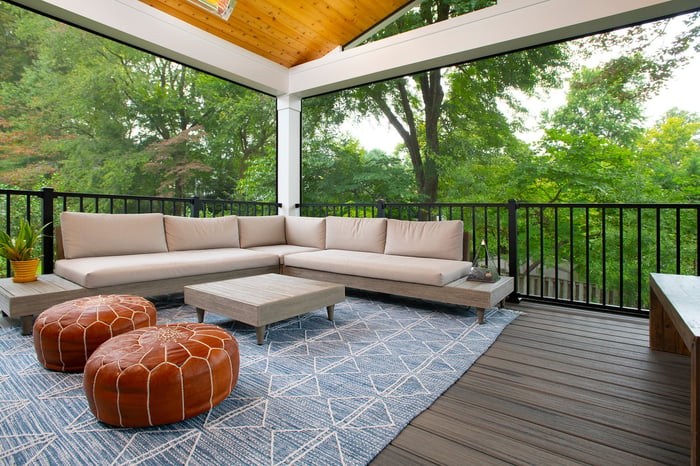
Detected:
left=0, top=219, right=48, bottom=282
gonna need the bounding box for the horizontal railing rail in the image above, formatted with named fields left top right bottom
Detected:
left=3, top=188, right=698, bottom=316
left=1, top=187, right=279, bottom=277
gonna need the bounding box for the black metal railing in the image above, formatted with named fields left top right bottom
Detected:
left=3, top=188, right=698, bottom=316
left=299, top=200, right=700, bottom=316
left=1, top=187, right=279, bottom=277
left=513, top=202, right=699, bottom=314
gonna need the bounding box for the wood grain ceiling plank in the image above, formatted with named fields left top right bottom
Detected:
left=255, top=1, right=345, bottom=48
left=237, top=1, right=334, bottom=65
left=325, top=0, right=409, bottom=41
left=141, top=0, right=303, bottom=66
left=138, top=0, right=412, bottom=67
left=293, top=1, right=366, bottom=43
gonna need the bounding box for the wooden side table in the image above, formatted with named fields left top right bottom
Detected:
left=445, top=276, right=514, bottom=324
left=0, top=274, right=86, bottom=335
left=649, top=273, right=700, bottom=463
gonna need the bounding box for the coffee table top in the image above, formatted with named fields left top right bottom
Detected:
left=185, top=273, right=344, bottom=307
left=184, top=273, right=345, bottom=344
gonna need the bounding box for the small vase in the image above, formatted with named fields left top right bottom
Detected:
left=10, top=258, right=40, bottom=283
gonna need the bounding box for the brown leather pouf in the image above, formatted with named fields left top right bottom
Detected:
left=33, top=295, right=156, bottom=372
left=83, top=322, right=240, bottom=427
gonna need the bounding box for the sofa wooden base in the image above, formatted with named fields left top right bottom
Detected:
left=282, top=266, right=514, bottom=323
left=2, top=265, right=514, bottom=335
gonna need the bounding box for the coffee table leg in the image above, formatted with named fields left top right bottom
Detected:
left=326, top=304, right=335, bottom=321
left=196, top=308, right=205, bottom=323
left=21, top=315, right=34, bottom=335
left=476, top=308, right=484, bottom=324
left=256, top=326, right=265, bottom=345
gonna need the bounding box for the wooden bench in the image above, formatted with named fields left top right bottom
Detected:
left=649, top=272, right=700, bottom=463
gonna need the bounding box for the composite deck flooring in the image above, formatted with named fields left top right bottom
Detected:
left=372, top=301, right=691, bottom=465
left=1, top=298, right=691, bottom=464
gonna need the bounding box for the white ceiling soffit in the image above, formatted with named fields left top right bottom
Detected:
left=12, top=0, right=700, bottom=98
left=288, top=0, right=700, bottom=97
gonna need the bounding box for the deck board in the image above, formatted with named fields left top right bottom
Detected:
left=371, top=301, right=691, bottom=465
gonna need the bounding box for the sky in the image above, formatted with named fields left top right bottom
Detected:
left=645, top=55, right=700, bottom=122
left=347, top=14, right=699, bottom=154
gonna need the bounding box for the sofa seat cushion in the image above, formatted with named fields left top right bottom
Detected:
left=246, top=245, right=321, bottom=264
left=55, top=249, right=279, bottom=288
left=284, top=250, right=471, bottom=287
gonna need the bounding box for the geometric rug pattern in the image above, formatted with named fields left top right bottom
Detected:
left=0, top=292, right=517, bottom=465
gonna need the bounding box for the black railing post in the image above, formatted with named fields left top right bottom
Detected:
left=191, top=196, right=201, bottom=218
left=507, top=199, right=520, bottom=303
left=377, top=199, right=386, bottom=218
left=41, top=187, right=55, bottom=274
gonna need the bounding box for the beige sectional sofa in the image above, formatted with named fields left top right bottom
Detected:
left=54, top=212, right=511, bottom=320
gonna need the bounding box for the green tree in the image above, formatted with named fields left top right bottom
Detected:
left=335, top=0, right=567, bottom=203
left=0, top=3, right=276, bottom=198
left=302, top=137, right=415, bottom=204
left=0, top=3, right=35, bottom=83
left=527, top=15, right=700, bottom=204
left=517, top=19, right=700, bottom=306
left=639, top=109, right=700, bottom=201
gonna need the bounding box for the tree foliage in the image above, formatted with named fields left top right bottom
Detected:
left=524, top=13, right=700, bottom=204
left=314, top=0, right=569, bottom=202
left=1, top=1, right=699, bottom=211
left=0, top=3, right=276, bottom=199
left=303, top=7, right=699, bottom=206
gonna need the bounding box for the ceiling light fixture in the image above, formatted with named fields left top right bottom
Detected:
left=188, top=0, right=236, bottom=21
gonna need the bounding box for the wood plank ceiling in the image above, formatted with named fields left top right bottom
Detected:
left=138, top=0, right=412, bottom=68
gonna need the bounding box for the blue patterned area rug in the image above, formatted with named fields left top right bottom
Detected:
left=0, top=292, right=517, bottom=465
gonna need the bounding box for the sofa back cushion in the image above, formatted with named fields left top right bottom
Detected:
left=325, top=216, right=387, bottom=253
left=384, top=219, right=464, bottom=261
left=285, top=216, right=325, bottom=249
left=164, top=215, right=239, bottom=251
left=238, top=216, right=286, bottom=248
left=60, top=212, right=168, bottom=259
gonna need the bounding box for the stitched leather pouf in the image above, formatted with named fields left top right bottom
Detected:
left=33, top=295, right=156, bottom=372
left=83, top=322, right=240, bottom=427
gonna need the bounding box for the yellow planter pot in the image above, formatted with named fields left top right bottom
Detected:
left=11, top=258, right=40, bottom=283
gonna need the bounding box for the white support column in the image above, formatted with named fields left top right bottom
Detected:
left=277, top=94, right=302, bottom=217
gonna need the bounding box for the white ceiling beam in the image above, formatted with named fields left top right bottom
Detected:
left=13, top=0, right=289, bottom=95
left=11, top=0, right=698, bottom=98
left=288, top=0, right=699, bottom=97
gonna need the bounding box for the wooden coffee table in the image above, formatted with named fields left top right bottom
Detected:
left=183, top=273, right=345, bottom=344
